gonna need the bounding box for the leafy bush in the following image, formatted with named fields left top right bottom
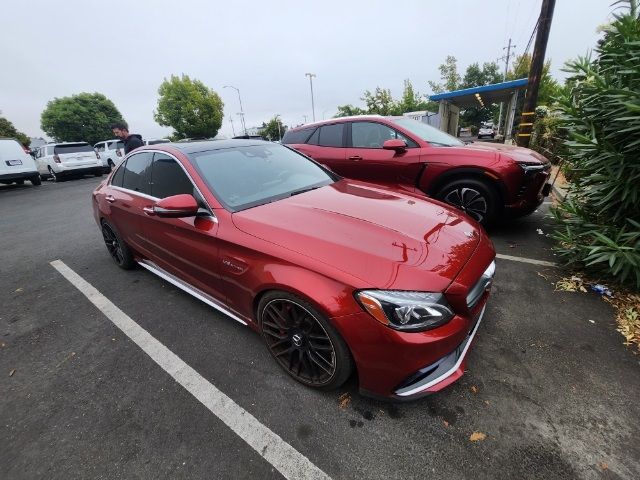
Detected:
left=530, top=106, right=565, bottom=165
left=551, top=1, right=640, bottom=288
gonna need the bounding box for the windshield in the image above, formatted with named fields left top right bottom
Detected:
left=54, top=144, right=93, bottom=154
left=189, top=144, right=336, bottom=211
left=391, top=118, right=464, bottom=147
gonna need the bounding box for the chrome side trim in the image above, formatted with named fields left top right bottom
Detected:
left=395, top=305, right=486, bottom=397
left=112, top=185, right=158, bottom=202
left=137, top=260, right=248, bottom=326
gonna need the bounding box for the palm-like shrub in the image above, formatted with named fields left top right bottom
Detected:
left=552, top=1, right=640, bottom=287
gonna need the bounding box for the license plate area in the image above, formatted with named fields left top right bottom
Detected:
left=6, top=159, right=23, bottom=166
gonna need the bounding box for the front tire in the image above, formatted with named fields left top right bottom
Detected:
left=258, top=291, right=353, bottom=391
left=101, top=221, right=135, bottom=269
left=31, top=175, right=42, bottom=186
left=436, top=178, right=500, bottom=225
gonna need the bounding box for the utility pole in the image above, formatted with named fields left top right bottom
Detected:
left=305, top=73, right=316, bottom=122
left=223, top=85, right=247, bottom=135
left=517, top=0, right=556, bottom=147
left=497, top=38, right=515, bottom=136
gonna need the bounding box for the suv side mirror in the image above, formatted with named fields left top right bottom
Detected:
left=382, top=139, right=407, bottom=153
left=153, top=194, right=199, bottom=218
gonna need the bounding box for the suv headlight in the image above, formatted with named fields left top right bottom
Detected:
left=356, top=290, right=454, bottom=332
left=517, top=161, right=546, bottom=173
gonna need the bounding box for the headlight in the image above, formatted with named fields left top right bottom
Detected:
left=517, top=162, right=546, bottom=173
left=356, top=290, right=454, bottom=332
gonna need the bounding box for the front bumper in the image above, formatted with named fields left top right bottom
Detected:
left=505, top=164, right=551, bottom=216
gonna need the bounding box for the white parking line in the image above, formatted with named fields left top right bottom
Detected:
left=495, top=253, right=557, bottom=267
left=50, top=260, right=330, bottom=480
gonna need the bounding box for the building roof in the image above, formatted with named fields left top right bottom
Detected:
left=429, top=78, right=528, bottom=108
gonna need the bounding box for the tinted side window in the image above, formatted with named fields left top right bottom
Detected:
left=111, top=163, right=125, bottom=187
left=281, top=128, right=314, bottom=144
left=318, top=124, right=344, bottom=147
left=351, top=122, right=414, bottom=148
left=150, top=153, right=194, bottom=198
left=122, top=152, right=152, bottom=194
left=306, top=128, right=320, bottom=145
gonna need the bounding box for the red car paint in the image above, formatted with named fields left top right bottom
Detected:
left=93, top=141, right=495, bottom=400
left=283, top=116, right=551, bottom=223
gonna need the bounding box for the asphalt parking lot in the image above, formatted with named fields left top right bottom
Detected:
left=1, top=177, right=639, bottom=480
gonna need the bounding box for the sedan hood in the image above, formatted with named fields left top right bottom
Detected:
left=464, top=142, right=549, bottom=164
left=232, top=180, right=482, bottom=291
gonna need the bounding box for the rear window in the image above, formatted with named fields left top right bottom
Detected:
left=54, top=144, right=93, bottom=154
left=281, top=128, right=315, bottom=145
left=0, top=139, right=27, bottom=158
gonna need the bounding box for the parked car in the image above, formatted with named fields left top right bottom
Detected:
left=94, top=139, right=125, bottom=171
left=93, top=140, right=496, bottom=400
left=282, top=116, right=551, bottom=225
left=477, top=124, right=496, bottom=139
left=35, top=142, right=103, bottom=182
left=144, top=139, right=171, bottom=146
left=0, top=138, right=41, bottom=186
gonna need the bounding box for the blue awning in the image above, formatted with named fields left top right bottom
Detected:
left=429, top=78, right=528, bottom=108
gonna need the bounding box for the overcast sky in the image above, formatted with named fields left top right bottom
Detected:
left=1, top=0, right=614, bottom=140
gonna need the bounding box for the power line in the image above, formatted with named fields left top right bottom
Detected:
left=513, top=15, right=540, bottom=75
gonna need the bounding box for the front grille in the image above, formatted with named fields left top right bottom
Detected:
left=466, top=261, right=496, bottom=309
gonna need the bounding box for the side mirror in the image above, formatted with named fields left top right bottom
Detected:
left=382, top=139, right=407, bottom=153
left=153, top=194, right=199, bottom=218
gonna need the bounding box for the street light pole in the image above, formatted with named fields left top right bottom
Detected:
left=229, top=116, right=236, bottom=137
left=275, top=114, right=282, bottom=141
left=223, top=85, right=247, bottom=135
left=305, top=73, right=316, bottom=122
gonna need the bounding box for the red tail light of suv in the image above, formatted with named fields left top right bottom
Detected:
left=282, top=116, right=551, bottom=226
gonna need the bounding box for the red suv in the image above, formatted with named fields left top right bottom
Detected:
left=283, top=116, right=551, bottom=225
left=93, top=140, right=495, bottom=400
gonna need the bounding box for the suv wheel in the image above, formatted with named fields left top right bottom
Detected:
left=31, top=175, right=42, bottom=186
left=436, top=178, right=499, bottom=225
left=258, top=291, right=353, bottom=390
left=48, top=167, right=60, bottom=183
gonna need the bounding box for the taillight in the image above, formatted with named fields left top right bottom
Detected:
left=116, top=150, right=122, bottom=157
left=53, top=154, right=61, bottom=163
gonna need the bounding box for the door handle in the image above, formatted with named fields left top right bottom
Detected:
left=105, top=195, right=115, bottom=203
left=143, top=206, right=156, bottom=216
left=349, top=155, right=362, bottom=161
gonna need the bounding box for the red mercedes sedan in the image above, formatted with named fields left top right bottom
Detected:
left=282, top=116, right=552, bottom=225
left=92, top=140, right=495, bottom=400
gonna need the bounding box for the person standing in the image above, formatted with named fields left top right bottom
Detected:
left=110, top=122, right=144, bottom=154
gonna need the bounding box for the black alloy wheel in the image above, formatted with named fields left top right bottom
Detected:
left=443, top=187, right=488, bottom=222
left=48, top=166, right=59, bottom=183
left=259, top=293, right=352, bottom=390
left=101, top=222, right=135, bottom=269
left=437, top=178, right=499, bottom=226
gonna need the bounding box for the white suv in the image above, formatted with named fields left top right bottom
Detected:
left=94, top=139, right=125, bottom=171
left=35, top=142, right=103, bottom=182
left=0, top=138, right=41, bottom=186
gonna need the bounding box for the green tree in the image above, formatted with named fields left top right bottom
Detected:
left=0, top=115, right=30, bottom=147
left=459, top=62, right=503, bottom=126
left=154, top=74, right=224, bottom=139
left=428, top=55, right=461, bottom=94
left=508, top=54, right=560, bottom=106
left=40, top=92, right=125, bottom=145
left=260, top=116, right=287, bottom=141
left=551, top=0, right=640, bottom=286
left=361, top=87, right=397, bottom=115
left=397, top=79, right=436, bottom=113
left=334, top=104, right=368, bottom=117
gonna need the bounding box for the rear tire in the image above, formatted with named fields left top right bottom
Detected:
left=258, top=291, right=353, bottom=391
left=48, top=167, right=61, bottom=183
left=436, top=178, right=500, bottom=226
left=101, top=221, right=135, bottom=270
left=31, top=175, right=42, bottom=186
